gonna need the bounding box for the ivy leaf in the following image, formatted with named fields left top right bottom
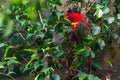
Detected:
left=56, top=11, right=63, bottom=20
left=56, top=50, right=64, bottom=57
left=41, top=67, right=54, bottom=74
left=90, top=51, right=95, bottom=58
left=7, top=58, right=15, bottom=65
left=16, top=14, right=26, bottom=25
left=95, top=8, right=103, bottom=18
left=97, top=38, right=105, bottom=50
left=92, top=26, right=101, bottom=35
left=78, top=72, right=87, bottom=80
left=84, top=49, right=95, bottom=58
left=107, top=17, right=115, bottom=24
left=86, top=34, right=94, bottom=40
left=88, top=74, right=100, bottom=80
left=34, top=61, right=40, bottom=71
left=52, top=73, right=60, bottom=80
left=102, top=7, right=110, bottom=14
left=39, top=32, right=45, bottom=38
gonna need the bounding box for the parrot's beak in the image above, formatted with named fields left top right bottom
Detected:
left=64, top=14, right=68, bottom=19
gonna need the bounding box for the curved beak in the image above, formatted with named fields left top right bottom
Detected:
left=64, top=13, right=68, bottom=19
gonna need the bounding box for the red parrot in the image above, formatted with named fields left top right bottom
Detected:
left=64, top=8, right=91, bottom=32
left=64, top=8, right=92, bottom=72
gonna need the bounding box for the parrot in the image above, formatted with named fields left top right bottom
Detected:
left=64, top=8, right=91, bottom=32
left=64, top=8, right=92, bottom=72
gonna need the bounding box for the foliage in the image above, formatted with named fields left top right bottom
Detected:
left=0, top=0, right=120, bottom=80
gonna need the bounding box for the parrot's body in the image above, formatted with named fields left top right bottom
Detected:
left=64, top=9, right=92, bottom=72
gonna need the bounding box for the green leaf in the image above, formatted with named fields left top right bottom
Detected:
left=24, top=48, right=37, bottom=54
left=0, top=11, right=8, bottom=27
left=84, top=48, right=95, bottom=58
left=25, top=54, right=36, bottom=70
left=52, top=73, right=60, bottom=80
left=56, top=11, right=63, bottom=20
left=88, top=40, right=97, bottom=46
left=103, top=58, right=112, bottom=68
left=95, top=8, right=103, bottom=18
left=10, top=0, right=21, bottom=5
left=22, top=0, right=29, bottom=5
left=92, top=26, right=101, bottom=35
left=88, top=74, right=94, bottom=80
left=24, top=49, right=37, bottom=70
left=39, top=32, right=45, bottom=38
left=4, top=46, right=10, bottom=58
left=93, top=62, right=102, bottom=70
left=90, top=51, right=95, bottom=58
left=102, top=7, right=110, bottom=14
left=7, top=58, right=15, bottom=65
left=3, top=20, right=14, bottom=37
left=56, top=50, right=64, bottom=57
left=35, top=73, right=40, bottom=80
left=31, top=53, right=36, bottom=59
left=0, top=42, right=7, bottom=48
left=107, top=17, right=115, bottom=24
left=41, top=67, right=54, bottom=74
left=16, top=14, right=26, bottom=25
left=117, top=14, right=120, bottom=19
left=97, top=38, right=105, bottom=50
left=34, top=61, right=40, bottom=70
left=26, top=6, right=37, bottom=21
left=86, top=34, right=94, bottom=40
left=78, top=72, right=87, bottom=80
left=88, top=74, right=100, bottom=80
left=102, top=0, right=109, bottom=4
left=76, top=48, right=85, bottom=55
left=0, top=62, right=5, bottom=69
left=84, top=49, right=90, bottom=57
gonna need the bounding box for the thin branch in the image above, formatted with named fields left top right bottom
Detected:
left=38, top=10, right=44, bottom=25
left=16, top=27, right=31, bottom=46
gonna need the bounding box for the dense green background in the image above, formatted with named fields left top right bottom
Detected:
left=0, top=0, right=120, bottom=80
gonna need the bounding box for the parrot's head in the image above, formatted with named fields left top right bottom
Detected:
left=64, top=8, right=75, bottom=19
